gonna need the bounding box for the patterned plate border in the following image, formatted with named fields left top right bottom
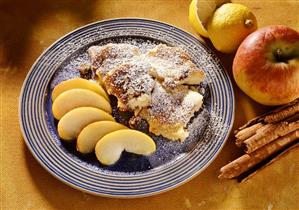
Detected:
left=19, top=18, right=235, bottom=198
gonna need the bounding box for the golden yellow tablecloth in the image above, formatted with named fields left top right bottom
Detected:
left=1, top=0, right=298, bottom=209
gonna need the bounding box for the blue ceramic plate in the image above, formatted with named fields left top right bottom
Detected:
left=19, top=18, right=234, bottom=198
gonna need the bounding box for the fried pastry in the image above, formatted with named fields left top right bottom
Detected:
left=137, top=83, right=203, bottom=141
left=103, top=61, right=155, bottom=111
left=87, top=43, right=205, bottom=141
left=147, top=44, right=205, bottom=88
left=88, top=43, right=140, bottom=78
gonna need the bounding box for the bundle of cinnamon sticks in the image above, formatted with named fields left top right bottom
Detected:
left=219, top=98, right=299, bottom=181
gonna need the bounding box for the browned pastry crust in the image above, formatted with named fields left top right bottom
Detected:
left=87, top=43, right=205, bottom=141
left=103, top=62, right=155, bottom=111
left=138, top=83, right=203, bottom=141
left=88, top=43, right=140, bottom=76
left=147, top=44, right=205, bottom=88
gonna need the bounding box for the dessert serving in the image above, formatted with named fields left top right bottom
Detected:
left=50, top=43, right=206, bottom=165
left=88, top=43, right=205, bottom=141
left=18, top=0, right=299, bottom=199
left=51, top=78, right=157, bottom=165
left=20, top=18, right=234, bottom=197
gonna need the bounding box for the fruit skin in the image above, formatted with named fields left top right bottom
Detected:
left=77, top=121, right=128, bottom=154
left=207, top=3, right=257, bottom=53
left=95, top=130, right=156, bottom=165
left=189, top=0, right=231, bottom=38
left=233, top=25, right=299, bottom=106
left=189, top=0, right=209, bottom=37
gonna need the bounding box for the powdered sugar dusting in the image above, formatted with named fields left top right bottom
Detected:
left=145, top=83, right=199, bottom=125
left=146, top=44, right=200, bottom=84
left=89, top=43, right=204, bottom=89
left=88, top=42, right=206, bottom=141
left=88, top=43, right=140, bottom=75
left=104, top=61, right=155, bottom=109
left=47, top=35, right=230, bottom=174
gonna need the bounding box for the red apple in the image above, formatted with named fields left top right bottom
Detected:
left=233, top=25, right=299, bottom=106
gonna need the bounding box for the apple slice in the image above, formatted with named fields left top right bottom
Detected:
left=52, top=78, right=109, bottom=101
left=52, top=89, right=112, bottom=120
left=95, top=130, right=156, bottom=165
left=58, top=107, right=115, bottom=141
left=77, top=121, right=128, bottom=154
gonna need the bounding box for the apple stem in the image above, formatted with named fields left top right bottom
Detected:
left=275, top=48, right=284, bottom=62
left=244, top=19, right=253, bottom=28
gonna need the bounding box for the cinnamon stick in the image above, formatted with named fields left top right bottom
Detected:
left=239, top=143, right=299, bottom=182
left=235, top=123, right=263, bottom=146
left=236, top=123, right=274, bottom=147
left=219, top=130, right=299, bottom=179
left=283, top=112, right=299, bottom=123
left=264, top=98, right=299, bottom=123
left=235, top=98, right=299, bottom=132
left=243, top=120, right=299, bottom=153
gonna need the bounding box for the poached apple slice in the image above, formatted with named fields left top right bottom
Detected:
left=77, top=121, right=128, bottom=154
left=58, top=107, right=114, bottom=141
left=52, top=89, right=112, bottom=120
left=95, top=130, right=156, bottom=165
left=52, top=78, right=109, bottom=101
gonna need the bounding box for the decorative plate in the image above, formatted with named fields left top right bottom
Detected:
left=19, top=18, right=234, bottom=198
